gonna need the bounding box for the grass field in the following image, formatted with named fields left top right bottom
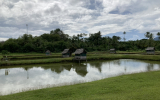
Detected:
left=0, top=70, right=160, bottom=100
left=1, top=51, right=160, bottom=99
left=1, top=51, right=160, bottom=66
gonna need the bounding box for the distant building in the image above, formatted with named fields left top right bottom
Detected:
left=145, top=47, right=155, bottom=54
left=46, top=50, right=51, bottom=55
left=73, top=49, right=87, bottom=62
left=62, top=49, right=72, bottom=58
left=110, top=48, right=116, bottom=54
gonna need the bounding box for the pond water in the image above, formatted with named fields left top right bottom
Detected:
left=0, top=59, right=160, bottom=95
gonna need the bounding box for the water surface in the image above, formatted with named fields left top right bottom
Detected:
left=0, top=59, right=160, bottom=95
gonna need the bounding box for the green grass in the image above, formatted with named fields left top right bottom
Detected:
left=1, top=52, right=160, bottom=66
left=0, top=57, right=72, bottom=66
left=1, top=71, right=160, bottom=100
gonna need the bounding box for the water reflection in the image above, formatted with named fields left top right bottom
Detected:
left=74, top=63, right=87, bottom=77
left=89, top=62, right=102, bottom=72
left=5, top=69, right=9, bottom=76
left=0, top=59, right=160, bottom=95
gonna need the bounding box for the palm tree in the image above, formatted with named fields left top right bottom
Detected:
left=123, top=31, right=126, bottom=42
left=145, top=32, right=150, bottom=47
left=145, top=32, right=150, bottom=39
left=157, top=32, right=160, bottom=40
left=149, top=33, right=154, bottom=46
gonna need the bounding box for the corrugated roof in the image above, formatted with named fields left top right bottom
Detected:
left=145, top=47, right=155, bottom=50
left=110, top=48, right=115, bottom=51
left=74, top=49, right=86, bottom=54
left=46, top=50, right=51, bottom=53
left=62, top=49, right=69, bottom=54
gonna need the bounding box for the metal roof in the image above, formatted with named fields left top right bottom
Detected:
left=74, top=49, right=87, bottom=54
left=110, top=48, right=115, bottom=51
left=145, top=47, right=155, bottom=50
left=46, top=50, right=51, bottom=53
left=62, top=49, right=69, bottom=54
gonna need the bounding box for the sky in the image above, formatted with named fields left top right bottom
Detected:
left=0, top=0, right=160, bottom=41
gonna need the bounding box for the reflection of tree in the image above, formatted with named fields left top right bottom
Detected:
left=124, top=60, right=127, bottom=73
left=23, top=67, right=32, bottom=79
left=113, top=60, right=121, bottom=66
left=23, top=67, right=32, bottom=71
left=124, top=67, right=126, bottom=73
left=147, top=63, right=154, bottom=71
left=62, top=65, right=72, bottom=71
left=51, top=66, right=64, bottom=74
left=73, top=63, right=88, bottom=77
left=41, top=63, right=88, bottom=76
left=41, top=64, right=73, bottom=74
left=5, top=69, right=9, bottom=76
left=89, top=62, right=102, bottom=73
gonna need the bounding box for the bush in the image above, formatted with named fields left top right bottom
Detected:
left=1, top=50, right=10, bottom=56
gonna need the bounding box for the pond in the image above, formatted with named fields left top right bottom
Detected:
left=0, top=59, right=160, bottom=95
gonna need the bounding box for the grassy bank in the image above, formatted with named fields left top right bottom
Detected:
left=87, top=54, right=160, bottom=61
left=0, top=70, right=160, bottom=100
left=1, top=53, right=160, bottom=66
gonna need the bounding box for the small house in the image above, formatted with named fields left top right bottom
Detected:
left=73, top=49, right=87, bottom=61
left=145, top=47, right=155, bottom=54
left=46, top=50, right=51, bottom=55
left=110, top=48, right=116, bottom=54
left=62, top=49, right=72, bottom=58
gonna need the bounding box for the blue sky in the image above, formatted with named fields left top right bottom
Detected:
left=105, top=30, right=145, bottom=41
left=0, top=0, right=160, bottom=41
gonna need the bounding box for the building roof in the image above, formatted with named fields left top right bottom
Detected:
left=62, top=49, right=69, bottom=54
left=145, top=47, right=155, bottom=50
left=110, top=48, right=115, bottom=51
left=74, top=49, right=87, bottom=54
left=46, top=50, right=51, bottom=53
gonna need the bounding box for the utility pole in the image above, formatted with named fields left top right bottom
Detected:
left=26, top=24, right=28, bottom=34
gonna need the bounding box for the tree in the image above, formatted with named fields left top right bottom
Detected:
left=112, top=36, right=121, bottom=49
left=88, top=31, right=102, bottom=46
left=50, top=28, right=69, bottom=40
left=157, top=32, right=160, bottom=40
left=145, top=32, right=150, bottom=47
left=20, top=34, right=33, bottom=45
left=2, top=39, right=19, bottom=52
left=123, top=31, right=126, bottom=42
left=23, top=43, right=35, bottom=53
left=149, top=33, right=154, bottom=47
left=145, top=32, right=154, bottom=47
left=1, top=50, right=10, bottom=56
left=145, top=32, right=150, bottom=39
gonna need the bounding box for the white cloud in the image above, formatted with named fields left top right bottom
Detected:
left=0, top=0, right=160, bottom=40
left=128, top=35, right=141, bottom=40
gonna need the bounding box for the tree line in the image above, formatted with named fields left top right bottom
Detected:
left=0, top=28, right=160, bottom=53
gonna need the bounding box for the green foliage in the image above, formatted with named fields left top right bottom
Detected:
left=157, top=32, right=160, bottom=40
left=1, top=50, right=10, bottom=56
left=23, top=43, right=35, bottom=53
left=1, top=29, right=160, bottom=53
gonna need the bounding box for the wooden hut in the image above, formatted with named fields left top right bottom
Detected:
left=145, top=47, right=155, bottom=54
left=73, top=49, right=87, bottom=62
left=46, top=50, right=51, bottom=55
left=62, top=49, right=72, bottom=58
left=110, top=48, right=116, bottom=54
